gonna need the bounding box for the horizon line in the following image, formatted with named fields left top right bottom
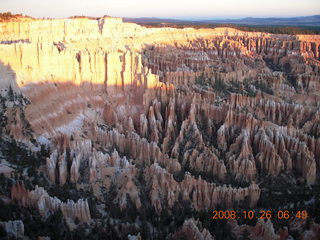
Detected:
left=1, top=11, right=320, bottom=21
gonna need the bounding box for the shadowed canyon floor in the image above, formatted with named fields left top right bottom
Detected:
left=0, top=16, right=320, bottom=239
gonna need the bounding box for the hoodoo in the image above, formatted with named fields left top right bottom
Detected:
left=0, top=15, right=319, bottom=239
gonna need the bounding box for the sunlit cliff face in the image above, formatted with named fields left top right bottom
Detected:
left=1, top=16, right=320, bottom=176
left=0, top=16, right=320, bottom=239
left=0, top=18, right=162, bottom=137
left=1, top=17, right=320, bottom=138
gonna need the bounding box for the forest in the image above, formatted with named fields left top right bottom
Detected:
left=125, top=20, right=320, bottom=34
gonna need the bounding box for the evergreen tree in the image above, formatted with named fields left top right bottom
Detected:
left=8, top=85, right=14, bottom=101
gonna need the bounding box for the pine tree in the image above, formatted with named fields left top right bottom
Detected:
left=8, top=85, right=14, bottom=101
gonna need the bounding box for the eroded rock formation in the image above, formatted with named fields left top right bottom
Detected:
left=145, top=163, right=260, bottom=212
left=11, top=182, right=91, bottom=222
left=0, top=220, right=24, bottom=239
left=173, top=218, right=215, bottom=240
left=0, top=16, right=319, bottom=239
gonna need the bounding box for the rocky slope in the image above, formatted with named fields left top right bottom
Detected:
left=0, top=16, right=319, bottom=239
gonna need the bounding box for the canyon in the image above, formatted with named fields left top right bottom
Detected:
left=0, top=16, right=319, bottom=239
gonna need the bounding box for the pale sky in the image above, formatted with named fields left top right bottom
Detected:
left=0, top=0, right=319, bottom=19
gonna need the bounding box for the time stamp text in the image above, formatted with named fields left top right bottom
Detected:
left=212, top=210, right=309, bottom=220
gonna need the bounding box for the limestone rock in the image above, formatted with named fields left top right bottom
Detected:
left=229, top=218, right=280, bottom=240
left=0, top=220, right=24, bottom=239
left=173, top=218, right=215, bottom=240
left=11, top=182, right=91, bottom=222
left=145, top=163, right=260, bottom=212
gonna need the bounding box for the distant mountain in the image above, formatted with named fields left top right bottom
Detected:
left=204, top=15, right=320, bottom=26
left=124, top=15, right=320, bottom=27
